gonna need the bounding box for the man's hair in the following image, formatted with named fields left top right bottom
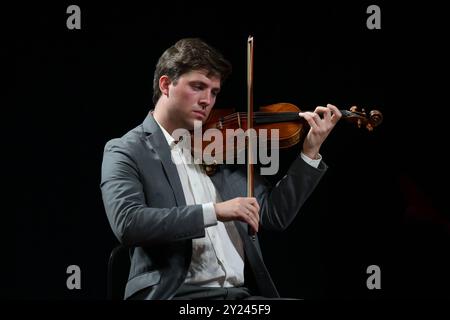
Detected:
left=152, top=38, right=232, bottom=104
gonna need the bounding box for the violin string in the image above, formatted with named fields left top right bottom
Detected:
left=218, top=110, right=357, bottom=126
left=220, top=112, right=297, bottom=121
left=219, top=112, right=301, bottom=126
left=221, top=112, right=297, bottom=120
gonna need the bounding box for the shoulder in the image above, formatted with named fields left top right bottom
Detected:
left=103, top=124, right=147, bottom=156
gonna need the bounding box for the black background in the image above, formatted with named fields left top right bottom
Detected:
left=6, top=2, right=449, bottom=299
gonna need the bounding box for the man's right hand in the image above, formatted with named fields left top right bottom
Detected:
left=214, top=197, right=260, bottom=233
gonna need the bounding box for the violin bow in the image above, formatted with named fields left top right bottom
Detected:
left=247, top=36, right=256, bottom=240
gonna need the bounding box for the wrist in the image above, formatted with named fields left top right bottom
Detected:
left=213, top=203, right=220, bottom=218
left=302, top=149, right=319, bottom=160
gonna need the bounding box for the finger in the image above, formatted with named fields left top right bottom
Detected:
left=245, top=203, right=260, bottom=229
left=246, top=199, right=260, bottom=226
left=250, top=215, right=259, bottom=233
left=309, top=111, right=323, bottom=128
left=239, top=204, right=255, bottom=223
left=322, top=106, right=332, bottom=122
left=299, top=112, right=320, bottom=130
left=246, top=205, right=259, bottom=226
left=327, top=104, right=342, bottom=123
left=246, top=203, right=260, bottom=225
left=249, top=197, right=260, bottom=211
left=313, top=106, right=329, bottom=115
left=314, top=106, right=333, bottom=124
left=242, top=209, right=258, bottom=232
left=249, top=215, right=258, bottom=233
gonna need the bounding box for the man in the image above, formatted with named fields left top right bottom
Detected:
left=101, top=38, right=341, bottom=299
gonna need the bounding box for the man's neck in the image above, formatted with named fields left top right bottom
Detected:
left=153, top=108, right=176, bottom=136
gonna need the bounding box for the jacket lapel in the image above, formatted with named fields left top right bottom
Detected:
left=143, top=114, right=186, bottom=206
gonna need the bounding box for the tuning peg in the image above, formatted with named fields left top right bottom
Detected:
left=350, top=106, right=358, bottom=112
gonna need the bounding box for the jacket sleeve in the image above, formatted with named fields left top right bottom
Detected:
left=100, top=139, right=206, bottom=246
left=256, top=155, right=328, bottom=231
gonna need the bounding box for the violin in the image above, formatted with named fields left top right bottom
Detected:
left=193, top=102, right=383, bottom=175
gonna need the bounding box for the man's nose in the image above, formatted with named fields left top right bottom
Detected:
left=199, top=91, right=212, bottom=109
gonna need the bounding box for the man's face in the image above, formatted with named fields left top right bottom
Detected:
left=166, top=70, right=221, bottom=130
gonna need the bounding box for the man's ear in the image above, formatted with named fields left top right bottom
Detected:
left=159, top=75, right=171, bottom=97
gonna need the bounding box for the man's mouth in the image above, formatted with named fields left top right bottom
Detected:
left=192, top=110, right=206, bottom=119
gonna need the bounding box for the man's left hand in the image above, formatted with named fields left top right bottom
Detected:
left=299, top=103, right=342, bottom=159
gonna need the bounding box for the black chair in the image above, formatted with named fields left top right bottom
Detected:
left=107, top=245, right=131, bottom=300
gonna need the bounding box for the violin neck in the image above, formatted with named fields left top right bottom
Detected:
left=253, top=112, right=300, bottom=124
left=252, top=110, right=356, bottom=124
left=340, top=110, right=357, bottom=118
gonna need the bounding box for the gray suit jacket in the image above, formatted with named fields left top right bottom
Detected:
left=101, top=113, right=327, bottom=299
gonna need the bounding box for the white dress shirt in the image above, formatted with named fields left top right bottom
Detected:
left=154, top=118, right=320, bottom=287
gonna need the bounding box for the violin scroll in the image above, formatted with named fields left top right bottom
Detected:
left=345, top=106, right=383, bottom=132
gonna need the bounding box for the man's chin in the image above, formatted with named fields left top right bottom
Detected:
left=189, top=119, right=204, bottom=130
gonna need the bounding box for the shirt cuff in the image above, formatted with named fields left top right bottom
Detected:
left=202, top=202, right=218, bottom=227
left=300, top=152, right=322, bottom=168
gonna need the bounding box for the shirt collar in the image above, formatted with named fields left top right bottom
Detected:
left=153, top=117, right=179, bottom=149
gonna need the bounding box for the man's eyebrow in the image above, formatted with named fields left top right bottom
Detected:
left=190, top=80, right=206, bottom=85
left=190, top=80, right=221, bottom=92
